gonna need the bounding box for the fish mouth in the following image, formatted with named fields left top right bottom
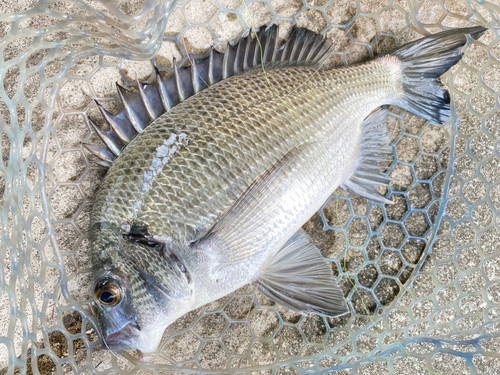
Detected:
left=103, top=321, right=140, bottom=351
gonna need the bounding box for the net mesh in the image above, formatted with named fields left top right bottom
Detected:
left=1, top=0, right=499, bottom=373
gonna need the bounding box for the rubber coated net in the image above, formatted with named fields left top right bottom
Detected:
left=1, top=0, right=499, bottom=374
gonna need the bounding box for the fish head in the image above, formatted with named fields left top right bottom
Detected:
left=91, top=226, right=192, bottom=353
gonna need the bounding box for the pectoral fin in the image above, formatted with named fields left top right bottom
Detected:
left=257, top=229, right=348, bottom=317
left=195, top=143, right=311, bottom=264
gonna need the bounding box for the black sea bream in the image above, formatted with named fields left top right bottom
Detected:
left=85, top=25, right=485, bottom=353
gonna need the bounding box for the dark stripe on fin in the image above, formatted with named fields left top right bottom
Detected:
left=342, top=110, right=394, bottom=204
left=84, top=24, right=333, bottom=167
left=389, top=26, right=487, bottom=124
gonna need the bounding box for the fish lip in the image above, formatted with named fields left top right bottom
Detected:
left=103, top=321, right=140, bottom=351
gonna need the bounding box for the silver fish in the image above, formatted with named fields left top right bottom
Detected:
left=85, top=25, right=485, bottom=353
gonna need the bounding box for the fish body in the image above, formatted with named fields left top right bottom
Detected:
left=88, top=26, right=485, bottom=353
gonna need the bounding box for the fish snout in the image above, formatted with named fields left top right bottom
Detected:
left=103, top=320, right=141, bottom=351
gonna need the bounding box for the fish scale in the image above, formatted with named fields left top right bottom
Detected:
left=91, top=61, right=398, bottom=257
left=94, top=58, right=394, bottom=244
left=131, top=63, right=392, bottom=244
left=92, top=65, right=322, bottom=234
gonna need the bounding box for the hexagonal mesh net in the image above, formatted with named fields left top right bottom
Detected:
left=1, top=0, right=500, bottom=373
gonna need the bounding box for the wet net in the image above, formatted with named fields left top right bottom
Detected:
left=1, top=0, right=500, bottom=374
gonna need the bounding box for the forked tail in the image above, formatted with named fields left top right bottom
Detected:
left=390, top=26, right=486, bottom=124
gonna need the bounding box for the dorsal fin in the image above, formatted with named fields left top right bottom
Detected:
left=83, top=25, right=333, bottom=167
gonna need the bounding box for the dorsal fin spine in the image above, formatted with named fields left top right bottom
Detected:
left=82, top=143, right=116, bottom=164
left=116, top=83, right=146, bottom=133
left=305, top=36, right=318, bottom=61
left=208, top=48, right=223, bottom=85
left=290, top=32, right=307, bottom=64
left=224, top=42, right=238, bottom=79
left=287, top=28, right=300, bottom=63
left=135, top=77, right=157, bottom=121
left=262, top=29, right=270, bottom=64
left=307, top=36, right=322, bottom=62
left=265, top=27, right=277, bottom=64
left=317, top=41, right=334, bottom=65
left=234, top=36, right=246, bottom=74
left=243, top=36, right=253, bottom=71
left=253, top=30, right=261, bottom=67
left=95, top=100, right=136, bottom=144
left=89, top=119, right=124, bottom=156
left=270, top=28, right=280, bottom=64
left=155, top=67, right=173, bottom=110
left=299, top=32, right=314, bottom=63
left=191, top=59, right=201, bottom=93
left=292, top=28, right=306, bottom=63
left=173, top=61, right=186, bottom=101
left=222, top=44, right=230, bottom=79
left=208, top=49, right=215, bottom=85
left=280, top=29, right=294, bottom=64
left=309, top=32, right=323, bottom=60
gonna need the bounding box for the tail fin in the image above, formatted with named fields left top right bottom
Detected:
left=390, top=26, right=486, bottom=124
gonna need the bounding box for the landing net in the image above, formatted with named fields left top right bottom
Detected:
left=0, top=0, right=499, bottom=374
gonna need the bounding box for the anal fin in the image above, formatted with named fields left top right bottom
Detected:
left=257, top=229, right=348, bottom=317
left=342, top=110, right=394, bottom=204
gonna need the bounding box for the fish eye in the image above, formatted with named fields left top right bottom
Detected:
left=95, top=279, right=122, bottom=306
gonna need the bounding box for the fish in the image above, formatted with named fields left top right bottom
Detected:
left=85, top=25, right=486, bottom=354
